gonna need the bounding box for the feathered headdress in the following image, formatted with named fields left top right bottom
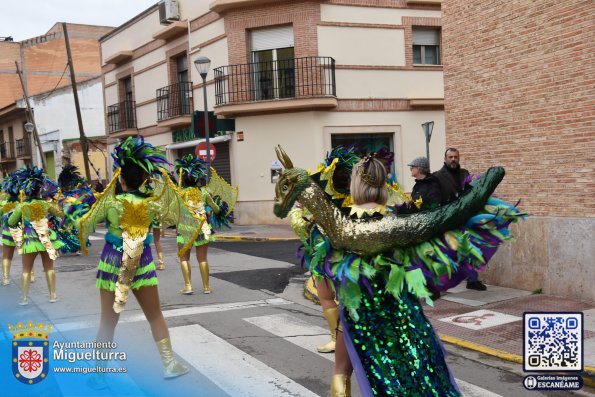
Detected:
left=111, top=136, right=169, bottom=175
left=58, top=165, right=86, bottom=191
left=373, top=147, right=394, bottom=169
left=1, top=170, right=21, bottom=195
left=174, top=154, right=207, bottom=186
left=324, top=145, right=360, bottom=172
left=18, top=165, right=47, bottom=196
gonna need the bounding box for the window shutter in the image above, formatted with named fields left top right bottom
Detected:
left=251, top=25, right=294, bottom=51
left=412, top=29, right=440, bottom=46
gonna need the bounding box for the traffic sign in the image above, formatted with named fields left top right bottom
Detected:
left=196, top=142, right=216, bottom=162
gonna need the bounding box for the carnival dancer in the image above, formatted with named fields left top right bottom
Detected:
left=57, top=165, right=94, bottom=255
left=75, top=136, right=202, bottom=379
left=289, top=146, right=359, bottom=355
left=273, top=147, right=525, bottom=396
left=0, top=171, right=21, bottom=285
left=174, top=154, right=235, bottom=295
left=8, top=165, right=64, bottom=305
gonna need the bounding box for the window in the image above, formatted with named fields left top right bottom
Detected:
left=175, top=54, right=191, bottom=115
left=412, top=28, right=441, bottom=65
left=331, top=133, right=396, bottom=182
left=251, top=25, right=295, bottom=100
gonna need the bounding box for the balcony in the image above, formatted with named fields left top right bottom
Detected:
left=156, top=82, right=193, bottom=128
left=16, top=137, right=31, bottom=158
left=107, top=100, right=138, bottom=137
left=213, top=56, right=337, bottom=117
left=0, top=141, right=16, bottom=162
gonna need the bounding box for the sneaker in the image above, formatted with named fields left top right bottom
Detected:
left=466, top=281, right=487, bottom=291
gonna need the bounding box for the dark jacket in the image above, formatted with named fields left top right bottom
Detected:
left=395, top=175, right=441, bottom=215
left=411, top=175, right=442, bottom=210
left=433, top=164, right=470, bottom=204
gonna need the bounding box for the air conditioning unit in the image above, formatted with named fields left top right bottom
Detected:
left=159, top=0, right=180, bottom=25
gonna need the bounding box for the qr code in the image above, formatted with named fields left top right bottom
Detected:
left=524, top=312, right=583, bottom=372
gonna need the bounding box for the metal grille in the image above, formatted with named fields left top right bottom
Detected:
left=0, top=141, right=15, bottom=160
left=107, top=100, right=136, bottom=133
left=214, top=56, right=336, bottom=106
left=16, top=138, right=31, bottom=157
left=156, top=81, right=193, bottom=121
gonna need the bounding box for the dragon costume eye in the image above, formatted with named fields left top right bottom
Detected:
left=281, top=184, right=288, bottom=193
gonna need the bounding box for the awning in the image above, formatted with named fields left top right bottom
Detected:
left=165, top=134, right=231, bottom=150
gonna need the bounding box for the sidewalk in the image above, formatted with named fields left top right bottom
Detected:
left=212, top=224, right=595, bottom=385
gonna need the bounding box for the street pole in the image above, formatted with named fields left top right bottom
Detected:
left=63, top=22, right=92, bottom=182
left=202, top=75, right=211, bottom=183
left=14, top=61, right=47, bottom=170
left=422, top=121, right=434, bottom=166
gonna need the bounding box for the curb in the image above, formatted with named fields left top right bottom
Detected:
left=302, top=279, right=595, bottom=387
left=441, top=334, right=595, bottom=387
left=215, top=236, right=299, bottom=242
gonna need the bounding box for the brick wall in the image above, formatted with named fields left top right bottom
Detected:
left=442, top=0, right=595, bottom=301
left=0, top=24, right=112, bottom=108
left=442, top=0, right=595, bottom=218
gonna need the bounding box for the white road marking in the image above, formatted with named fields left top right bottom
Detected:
left=170, top=324, right=320, bottom=397
left=53, top=298, right=292, bottom=333
left=244, top=314, right=504, bottom=397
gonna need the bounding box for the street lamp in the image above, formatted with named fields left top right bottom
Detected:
left=24, top=122, right=34, bottom=163
left=421, top=121, right=434, bottom=166
left=194, top=56, right=212, bottom=182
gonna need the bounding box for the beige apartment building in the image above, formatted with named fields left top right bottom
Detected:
left=101, top=0, right=445, bottom=224
left=442, top=0, right=594, bottom=300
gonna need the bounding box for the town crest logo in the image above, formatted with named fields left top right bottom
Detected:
left=8, top=321, right=52, bottom=385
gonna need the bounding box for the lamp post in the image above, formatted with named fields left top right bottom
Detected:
left=421, top=121, right=434, bottom=166
left=194, top=56, right=212, bottom=182
left=24, top=122, right=35, bottom=165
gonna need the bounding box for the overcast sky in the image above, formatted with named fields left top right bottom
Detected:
left=1, top=0, right=158, bottom=41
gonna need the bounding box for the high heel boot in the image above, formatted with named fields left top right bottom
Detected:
left=199, top=261, right=211, bottom=294
left=317, top=307, right=339, bottom=353
left=19, top=272, right=31, bottom=305
left=45, top=269, right=59, bottom=302
left=330, top=374, right=351, bottom=397
left=2, top=258, right=11, bottom=285
left=157, top=252, right=165, bottom=270
left=155, top=338, right=189, bottom=378
left=179, top=260, right=193, bottom=294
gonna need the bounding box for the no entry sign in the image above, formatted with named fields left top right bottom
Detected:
left=196, top=142, right=216, bottom=162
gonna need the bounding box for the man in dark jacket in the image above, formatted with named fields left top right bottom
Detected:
left=433, top=148, right=470, bottom=205
left=433, top=148, right=487, bottom=291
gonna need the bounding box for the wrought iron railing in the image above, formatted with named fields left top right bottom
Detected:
left=0, top=141, right=15, bottom=160
left=16, top=138, right=31, bottom=157
left=156, top=81, right=193, bottom=121
left=213, top=56, right=336, bottom=106
left=107, top=100, right=137, bottom=133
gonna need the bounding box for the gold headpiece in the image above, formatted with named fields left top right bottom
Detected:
left=8, top=321, right=53, bottom=340
left=356, top=157, right=385, bottom=188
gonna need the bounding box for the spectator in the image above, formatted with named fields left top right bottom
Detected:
left=433, top=148, right=486, bottom=291
left=406, top=156, right=441, bottom=211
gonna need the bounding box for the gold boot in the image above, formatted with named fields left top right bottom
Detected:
left=155, top=338, right=189, bottom=378
left=19, top=272, right=31, bottom=305
left=30, top=268, right=35, bottom=283
left=179, top=261, right=193, bottom=294
left=330, top=374, right=351, bottom=397
left=45, top=269, right=59, bottom=302
left=199, top=261, right=211, bottom=294
left=2, top=258, right=11, bottom=285
left=317, top=307, right=339, bottom=353
left=157, top=252, right=165, bottom=270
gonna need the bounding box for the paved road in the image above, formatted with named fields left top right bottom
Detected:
left=0, top=233, right=589, bottom=397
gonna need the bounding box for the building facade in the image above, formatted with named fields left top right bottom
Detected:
left=101, top=0, right=445, bottom=224
left=0, top=23, right=112, bottom=179
left=442, top=0, right=594, bottom=300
